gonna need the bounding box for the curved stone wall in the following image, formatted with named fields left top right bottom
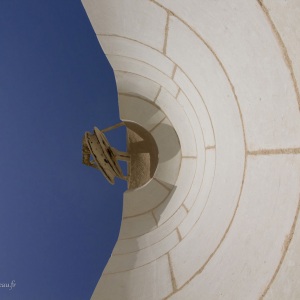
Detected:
left=82, top=1, right=300, bottom=299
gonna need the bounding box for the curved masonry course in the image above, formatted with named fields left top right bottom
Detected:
left=82, top=1, right=300, bottom=299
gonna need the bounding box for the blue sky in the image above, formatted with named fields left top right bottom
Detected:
left=0, top=1, right=126, bottom=299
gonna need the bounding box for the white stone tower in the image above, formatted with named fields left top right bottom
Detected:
left=82, top=1, right=300, bottom=299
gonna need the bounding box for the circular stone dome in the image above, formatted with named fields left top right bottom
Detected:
left=82, top=1, right=300, bottom=299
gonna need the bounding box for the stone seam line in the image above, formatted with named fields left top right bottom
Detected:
left=248, top=148, right=300, bottom=155
left=175, top=88, right=181, bottom=99
left=171, top=65, right=177, bottom=79
left=154, top=86, right=162, bottom=103
left=255, top=3, right=300, bottom=296
left=259, top=195, right=300, bottom=299
left=258, top=0, right=300, bottom=111
left=163, top=12, right=171, bottom=55
left=151, top=210, right=158, bottom=226
left=168, top=252, right=178, bottom=292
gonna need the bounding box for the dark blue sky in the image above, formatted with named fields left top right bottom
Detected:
left=0, top=1, right=126, bottom=299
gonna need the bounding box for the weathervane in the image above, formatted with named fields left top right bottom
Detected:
left=82, top=122, right=130, bottom=184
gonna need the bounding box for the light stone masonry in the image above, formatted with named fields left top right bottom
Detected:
left=81, top=0, right=300, bottom=299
